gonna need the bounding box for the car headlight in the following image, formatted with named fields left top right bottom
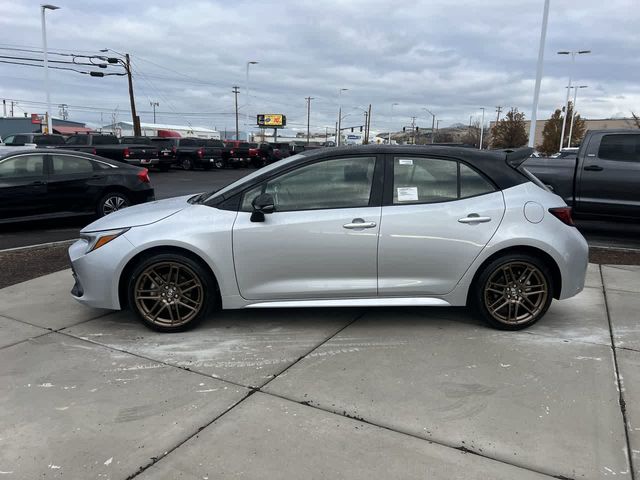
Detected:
left=80, top=228, right=130, bottom=253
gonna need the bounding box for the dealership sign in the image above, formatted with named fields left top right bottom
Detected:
left=257, top=114, right=286, bottom=127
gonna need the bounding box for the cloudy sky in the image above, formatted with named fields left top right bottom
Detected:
left=0, top=0, right=638, bottom=135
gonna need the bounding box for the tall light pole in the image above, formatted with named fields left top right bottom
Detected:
left=41, top=4, right=59, bottom=135
left=305, top=96, right=314, bottom=145
left=389, top=102, right=399, bottom=144
left=567, top=85, right=588, bottom=148
left=528, top=0, right=549, bottom=148
left=479, top=107, right=485, bottom=149
left=245, top=61, right=258, bottom=141
left=150, top=101, right=159, bottom=124
left=422, top=108, right=436, bottom=144
left=336, top=88, right=348, bottom=146
left=557, top=49, right=590, bottom=150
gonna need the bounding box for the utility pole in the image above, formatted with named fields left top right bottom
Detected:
left=10, top=101, right=14, bottom=117
left=150, top=101, right=159, bottom=123
left=411, top=116, right=416, bottom=144
left=232, top=86, right=240, bottom=140
left=305, top=96, right=313, bottom=145
left=58, top=104, right=68, bottom=120
left=365, top=104, right=372, bottom=145
left=124, top=53, right=141, bottom=136
left=2, top=100, right=5, bottom=117
left=363, top=111, right=368, bottom=144
left=495, top=106, right=502, bottom=124
left=479, top=107, right=485, bottom=150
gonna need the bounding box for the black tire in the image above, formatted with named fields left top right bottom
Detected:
left=181, top=157, right=194, bottom=170
left=214, top=158, right=225, bottom=169
left=471, top=253, right=554, bottom=330
left=127, top=253, right=216, bottom=332
left=97, top=191, right=130, bottom=217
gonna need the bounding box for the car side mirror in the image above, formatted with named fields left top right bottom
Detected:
left=250, top=193, right=275, bottom=222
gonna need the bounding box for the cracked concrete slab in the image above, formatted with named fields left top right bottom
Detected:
left=136, top=392, right=549, bottom=480
left=0, top=315, right=48, bottom=349
left=0, top=333, right=247, bottom=479
left=0, top=270, right=108, bottom=330
left=602, top=265, right=640, bottom=294
left=606, top=290, right=640, bottom=352
left=64, top=307, right=359, bottom=387
left=617, top=348, right=640, bottom=478
left=264, top=312, right=631, bottom=480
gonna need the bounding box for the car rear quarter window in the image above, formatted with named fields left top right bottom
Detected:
left=460, top=163, right=496, bottom=199
left=66, top=135, right=89, bottom=145
left=51, top=155, right=95, bottom=174
left=598, top=134, right=640, bottom=162
left=0, top=154, right=44, bottom=178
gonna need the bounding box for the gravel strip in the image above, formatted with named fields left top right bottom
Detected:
left=0, top=244, right=639, bottom=290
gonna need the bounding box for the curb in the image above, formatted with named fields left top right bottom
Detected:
left=0, top=239, right=77, bottom=254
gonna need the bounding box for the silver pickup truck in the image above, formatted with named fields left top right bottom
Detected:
left=524, top=129, right=640, bottom=220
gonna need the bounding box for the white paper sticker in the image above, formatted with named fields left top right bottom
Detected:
left=397, top=187, right=418, bottom=202
left=398, top=159, right=413, bottom=166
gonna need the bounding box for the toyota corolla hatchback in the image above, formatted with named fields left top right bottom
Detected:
left=69, top=145, right=588, bottom=332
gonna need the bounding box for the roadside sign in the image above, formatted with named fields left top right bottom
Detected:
left=257, top=114, right=286, bottom=128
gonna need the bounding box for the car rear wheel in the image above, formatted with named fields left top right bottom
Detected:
left=472, top=253, right=553, bottom=330
left=98, top=192, right=130, bottom=217
left=128, top=253, right=216, bottom=332
left=181, top=157, right=194, bottom=170
left=214, top=158, right=225, bottom=169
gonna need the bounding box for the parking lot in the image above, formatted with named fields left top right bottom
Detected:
left=0, top=263, right=638, bottom=479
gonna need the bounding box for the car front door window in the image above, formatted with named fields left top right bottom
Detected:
left=0, top=155, right=44, bottom=178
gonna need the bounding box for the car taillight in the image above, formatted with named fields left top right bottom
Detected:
left=230, top=149, right=235, bottom=156
left=137, top=168, right=150, bottom=184
left=549, top=207, right=575, bottom=226
left=197, top=148, right=204, bottom=158
left=171, top=146, right=176, bottom=154
left=123, top=147, right=130, bottom=159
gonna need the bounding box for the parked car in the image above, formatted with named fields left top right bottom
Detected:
left=63, top=134, right=159, bottom=168
left=69, top=145, right=587, bottom=333
left=120, top=136, right=167, bottom=171
left=161, top=137, right=225, bottom=170
left=224, top=140, right=252, bottom=167
left=2, top=133, right=66, bottom=147
left=524, top=129, right=640, bottom=220
left=0, top=148, right=154, bottom=223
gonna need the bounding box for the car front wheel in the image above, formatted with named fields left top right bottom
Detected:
left=181, top=157, right=194, bottom=170
left=127, top=253, right=216, bottom=332
left=98, top=192, right=130, bottom=217
left=472, top=253, right=553, bottom=330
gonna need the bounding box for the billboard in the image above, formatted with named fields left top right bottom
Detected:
left=257, top=114, right=286, bottom=127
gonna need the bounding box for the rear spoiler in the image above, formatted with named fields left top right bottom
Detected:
left=502, top=147, right=534, bottom=168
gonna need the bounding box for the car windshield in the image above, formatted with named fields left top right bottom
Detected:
left=193, top=152, right=309, bottom=204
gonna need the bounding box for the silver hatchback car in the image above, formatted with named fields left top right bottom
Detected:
left=69, top=145, right=588, bottom=332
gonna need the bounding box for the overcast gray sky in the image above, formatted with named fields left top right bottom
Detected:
left=0, top=0, right=638, bottom=134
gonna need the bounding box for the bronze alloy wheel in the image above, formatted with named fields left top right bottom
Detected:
left=133, top=261, right=204, bottom=327
left=483, top=261, right=549, bottom=325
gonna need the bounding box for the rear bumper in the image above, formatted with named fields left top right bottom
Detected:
left=124, top=158, right=159, bottom=167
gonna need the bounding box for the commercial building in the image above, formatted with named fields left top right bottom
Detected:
left=0, top=116, right=91, bottom=138
left=99, top=121, right=220, bottom=139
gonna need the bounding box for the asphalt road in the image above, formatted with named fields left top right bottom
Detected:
left=2, top=167, right=640, bottom=251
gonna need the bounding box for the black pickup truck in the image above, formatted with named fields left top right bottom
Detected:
left=525, top=129, right=640, bottom=220
left=154, top=137, right=225, bottom=170
left=120, top=136, right=165, bottom=171
left=63, top=134, right=159, bottom=168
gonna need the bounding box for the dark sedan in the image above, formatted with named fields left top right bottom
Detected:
left=0, top=148, right=155, bottom=223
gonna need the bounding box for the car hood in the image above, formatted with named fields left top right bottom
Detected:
left=81, top=194, right=195, bottom=233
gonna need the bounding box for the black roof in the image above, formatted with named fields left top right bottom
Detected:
left=0, top=148, right=139, bottom=169
left=207, top=144, right=533, bottom=206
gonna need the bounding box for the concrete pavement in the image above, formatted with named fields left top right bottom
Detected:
left=0, top=264, right=638, bottom=479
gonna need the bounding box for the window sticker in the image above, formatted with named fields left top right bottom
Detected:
left=397, top=187, right=418, bottom=202
left=398, top=159, right=413, bottom=166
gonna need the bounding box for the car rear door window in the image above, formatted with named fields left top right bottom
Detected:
left=66, top=135, right=89, bottom=145
left=0, top=154, right=44, bottom=178
left=51, top=155, right=95, bottom=174
left=392, top=157, right=495, bottom=204
left=598, top=134, right=640, bottom=162
left=241, top=156, right=376, bottom=212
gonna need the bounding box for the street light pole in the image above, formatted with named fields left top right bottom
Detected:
left=422, top=108, right=435, bottom=144
left=245, top=61, right=258, bottom=141
left=305, top=96, right=314, bottom=145
left=336, top=88, right=348, bottom=146
left=528, top=0, right=549, bottom=148
left=389, top=102, right=398, bottom=144
left=41, top=4, right=59, bottom=135
left=567, top=85, right=587, bottom=148
left=479, top=107, right=485, bottom=149
left=557, top=49, right=590, bottom=150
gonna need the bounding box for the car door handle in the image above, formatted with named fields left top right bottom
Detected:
left=343, top=219, right=377, bottom=229
left=458, top=215, right=491, bottom=224
left=584, top=165, right=603, bottom=171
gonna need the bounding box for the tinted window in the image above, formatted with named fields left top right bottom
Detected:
left=205, top=140, right=224, bottom=147
left=180, top=139, right=199, bottom=147
left=0, top=155, right=44, bottom=178
left=92, top=135, right=119, bottom=145
left=393, top=157, right=495, bottom=205
left=241, top=156, right=376, bottom=212
left=13, top=135, right=30, bottom=145
left=393, top=157, right=457, bottom=204
left=2, top=135, right=15, bottom=144
left=151, top=138, right=176, bottom=148
left=121, top=137, right=151, bottom=145
left=66, top=135, right=89, bottom=145
left=51, top=155, right=94, bottom=174
left=598, top=134, right=640, bottom=162
left=460, top=163, right=496, bottom=198
left=34, top=135, right=65, bottom=145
